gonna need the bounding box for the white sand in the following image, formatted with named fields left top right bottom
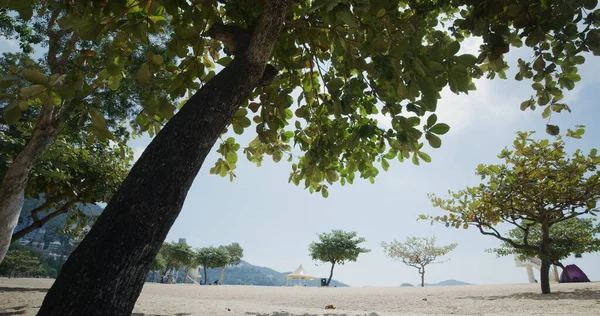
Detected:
left=1, top=278, right=599, bottom=315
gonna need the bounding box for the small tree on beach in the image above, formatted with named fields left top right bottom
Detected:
left=159, top=242, right=195, bottom=283
left=428, top=129, right=600, bottom=294
left=196, top=246, right=230, bottom=285
left=309, top=230, right=370, bottom=286
left=381, top=235, right=457, bottom=287
left=490, top=217, right=600, bottom=271
left=218, top=242, right=244, bottom=285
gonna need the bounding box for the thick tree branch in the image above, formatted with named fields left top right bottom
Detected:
left=11, top=198, right=78, bottom=242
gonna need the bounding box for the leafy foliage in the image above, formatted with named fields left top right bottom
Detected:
left=381, top=235, right=457, bottom=287
left=489, top=217, right=600, bottom=264
left=222, top=242, right=244, bottom=266
left=158, top=242, right=195, bottom=273
left=428, top=128, right=600, bottom=293
left=309, top=230, right=370, bottom=286
left=2, top=0, right=598, bottom=196
left=196, top=246, right=230, bottom=285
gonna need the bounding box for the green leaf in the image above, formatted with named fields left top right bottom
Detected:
left=89, top=108, right=106, bottom=130
left=429, top=123, right=450, bottom=135
left=447, top=41, right=460, bottom=57
left=541, top=106, right=551, bottom=119
left=381, top=159, right=389, bottom=171
left=418, top=152, right=432, bottom=163
left=375, top=8, right=386, bottom=18
left=137, top=63, right=151, bottom=85
left=217, top=57, right=232, bottom=66
left=426, top=114, right=437, bottom=127
left=22, top=69, right=46, bottom=85
left=150, top=54, right=164, bottom=66
left=426, top=133, right=442, bottom=148
left=20, top=85, right=46, bottom=98
left=546, top=124, right=560, bottom=136
left=3, top=102, right=21, bottom=124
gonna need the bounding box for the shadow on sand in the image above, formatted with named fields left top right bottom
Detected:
left=0, top=287, right=48, bottom=293
left=0, top=305, right=27, bottom=316
left=132, top=313, right=192, bottom=316
left=459, top=289, right=600, bottom=301
left=245, top=312, right=379, bottom=316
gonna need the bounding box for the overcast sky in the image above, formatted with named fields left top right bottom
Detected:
left=3, top=30, right=599, bottom=287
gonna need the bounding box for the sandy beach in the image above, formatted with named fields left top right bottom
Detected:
left=1, top=278, right=599, bottom=315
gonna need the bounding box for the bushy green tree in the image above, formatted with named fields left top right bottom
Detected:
left=158, top=242, right=195, bottom=283
left=309, top=230, right=370, bottom=286
left=429, top=128, right=600, bottom=294
left=196, top=246, right=230, bottom=285
left=381, top=235, right=457, bottom=287
left=490, top=217, right=600, bottom=270
left=218, top=242, right=244, bottom=285
left=0, top=0, right=595, bottom=313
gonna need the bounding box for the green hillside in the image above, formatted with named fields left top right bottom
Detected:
left=19, top=199, right=103, bottom=234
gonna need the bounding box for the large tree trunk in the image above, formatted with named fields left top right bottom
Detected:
left=326, top=261, right=335, bottom=286
left=0, top=106, right=61, bottom=264
left=420, top=268, right=425, bottom=287
left=36, top=3, right=291, bottom=315
left=539, top=221, right=552, bottom=294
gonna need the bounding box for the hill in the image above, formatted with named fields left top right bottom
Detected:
left=203, top=260, right=349, bottom=287
left=19, top=198, right=103, bottom=234
left=424, top=279, right=471, bottom=286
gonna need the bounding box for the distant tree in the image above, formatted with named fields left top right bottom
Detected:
left=150, top=251, right=166, bottom=283
left=309, top=230, right=370, bottom=286
left=381, top=235, right=457, bottom=287
left=158, top=242, right=195, bottom=283
left=195, top=246, right=230, bottom=285
left=429, top=129, right=600, bottom=294
left=219, top=242, right=244, bottom=285
left=0, top=247, right=41, bottom=278
left=490, top=217, right=600, bottom=272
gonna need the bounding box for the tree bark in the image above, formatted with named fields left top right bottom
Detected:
left=326, top=261, right=335, bottom=286
left=420, top=267, right=425, bottom=287
left=0, top=106, right=61, bottom=264
left=539, top=221, right=552, bottom=294
left=37, top=3, right=291, bottom=313
left=203, top=266, right=208, bottom=286
left=11, top=198, right=77, bottom=242
left=219, top=266, right=225, bottom=285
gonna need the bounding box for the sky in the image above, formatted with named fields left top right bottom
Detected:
left=3, top=27, right=600, bottom=287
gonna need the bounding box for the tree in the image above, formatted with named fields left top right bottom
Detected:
left=381, top=235, right=457, bottom=287
left=158, top=242, right=195, bottom=283
left=4, top=134, right=132, bottom=242
left=219, top=242, right=244, bottom=285
left=309, top=230, right=370, bottom=286
left=150, top=251, right=166, bottom=283
left=0, top=247, right=42, bottom=278
left=490, top=217, right=600, bottom=271
left=0, top=9, right=165, bottom=263
left=429, top=129, right=600, bottom=294
left=0, top=0, right=592, bottom=313
left=195, top=246, right=230, bottom=285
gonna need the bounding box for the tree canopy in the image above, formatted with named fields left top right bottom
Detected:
left=1, top=0, right=597, bottom=312
left=490, top=217, right=600, bottom=266
left=309, top=229, right=370, bottom=286
left=428, top=129, right=600, bottom=293
left=381, top=235, right=457, bottom=287
left=218, top=242, right=244, bottom=284
left=196, top=246, right=230, bottom=285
